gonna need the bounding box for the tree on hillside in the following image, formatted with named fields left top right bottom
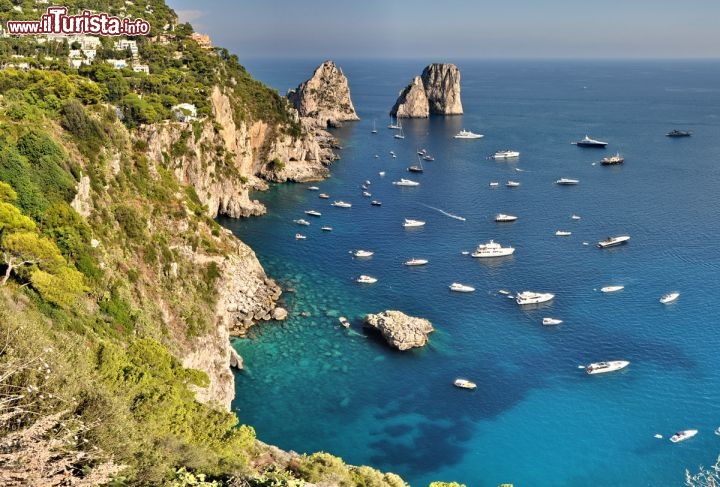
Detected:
left=0, top=231, right=65, bottom=286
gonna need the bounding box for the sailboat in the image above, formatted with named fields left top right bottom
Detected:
left=388, top=116, right=402, bottom=130
left=407, top=154, right=424, bottom=173
left=371, top=119, right=377, bottom=134
left=394, top=126, right=405, bottom=139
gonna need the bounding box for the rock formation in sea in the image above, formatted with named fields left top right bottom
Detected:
left=364, top=310, right=434, bottom=351
left=287, top=60, right=360, bottom=129
left=390, top=63, right=463, bottom=118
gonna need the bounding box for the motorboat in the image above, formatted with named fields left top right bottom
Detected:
left=471, top=240, right=515, bottom=258
left=422, top=154, right=435, bottom=161
left=555, top=230, right=572, bottom=236
left=361, top=184, right=368, bottom=190
left=321, top=226, right=333, bottom=232
left=597, top=235, right=630, bottom=248
left=542, top=317, right=563, bottom=326
left=404, top=258, right=428, bottom=266
left=670, top=429, right=698, bottom=443
left=574, top=135, right=608, bottom=147
left=495, top=213, right=518, bottom=222
left=356, top=275, right=378, bottom=284
left=339, top=316, right=350, bottom=328
left=365, top=180, right=371, bottom=185
left=516, top=291, right=554, bottom=305
left=600, top=285, right=624, bottom=293
left=371, top=200, right=382, bottom=206
left=318, top=193, right=330, bottom=199
left=571, top=214, right=581, bottom=220
left=389, top=150, right=396, bottom=156
left=295, top=233, right=307, bottom=240
left=556, top=178, right=579, bottom=185
left=660, top=292, right=680, bottom=304
left=666, top=129, right=692, bottom=137
left=449, top=282, right=475, bottom=293
left=417, top=149, right=427, bottom=155
left=601, top=153, right=624, bottom=165
left=307, top=186, right=320, bottom=191
left=362, top=191, right=372, bottom=197
left=506, top=180, right=521, bottom=188
left=585, top=360, right=629, bottom=375
left=453, top=378, right=477, bottom=389
left=331, top=201, right=352, bottom=208
left=492, top=150, right=520, bottom=159
left=378, top=171, right=386, bottom=176
left=392, top=178, right=420, bottom=187
left=352, top=250, right=374, bottom=258
left=305, top=210, right=322, bottom=217
left=403, top=218, right=426, bottom=228
left=293, top=219, right=310, bottom=226
left=489, top=181, right=499, bottom=188
left=453, top=129, right=484, bottom=139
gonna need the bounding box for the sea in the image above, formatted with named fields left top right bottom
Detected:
left=218, top=59, right=720, bottom=487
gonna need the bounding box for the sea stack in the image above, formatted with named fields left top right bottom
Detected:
left=364, top=310, right=434, bottom=351
left=390, top=63, right=463, bottom=118
left=287, top=60, right=360, bottom=128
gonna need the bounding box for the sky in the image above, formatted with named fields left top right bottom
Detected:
left=166, top=0, right=720, bottom=60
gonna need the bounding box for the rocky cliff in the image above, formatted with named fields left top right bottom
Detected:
left=287, top=60, right=360, bottom=129
left=364, top=310, right=434, bottom=350
left=390, top=63, right=463, bottom=118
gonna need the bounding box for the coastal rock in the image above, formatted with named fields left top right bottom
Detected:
left=272, top=307, right=288, bottom=321
left=390, top=63, right=463, bottom=118
left=364, top=310, right=434, bottom=351
left=287, top=60, right=360, bottom=129
left=390, top=76, right=429, bottom=119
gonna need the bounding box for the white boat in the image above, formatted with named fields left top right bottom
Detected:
left=305, top=210, right=322, bottom=217
left=471, top=240, right=515, bottom=258
left=321, top=226, right=333, bottom=232
left=670, top=429, right=698, bottom=443
left=331, top=201, right=352, bottom=208
left=352, top=250, right=374, bottom=258
left=318, top=193, right=330, bottom=199
left=492, top=150, right=520, bottom=159
left=453, top=129, right=484, bottom=139
left=388, top=117, right=402, bottom=130
left=453, top=378, right=477, bottom=389
left=600, top=285, right=624, bottom=293
left=307, top=186, right=320, bottom=191
left=362, top=191, right=372, bottom=197
left=571, top=214, right=581, bottom=220
left=495, top=213, right=518, bottom=222
left=543, top=317, right=563, bottom=326
left=403, top=218, right=426, bottom=228
left=371, top=120, right=377, bottom=134
left=601, top=153, right=624, bottom=165
left=339, top=316, right=350, bottom=327
left=597, top=235, right=630, bottom=248
left=555, top=230, right=572, bottom=236
left=574, top=135, right=608, bottom=147
left=293, top=219, right=310, bottom=226
left=404, top=258, right=428, bottom=266
left=556, top=178, right=579, bottom=185
left=393, top=128, right=405, bottom=139
left=660, top=292, right=680, bottom=304
left=392, top=178, right=420, bottom=187
left=407, top=155, right=424, bottom=173
left=506, top=180, right=521, bottom=187
left=365, top=180, right=371, bottom=185
left=585, top=360, right=630, bottom=375
left=489, top=181, right=499, bottom=188
left=449, top=282, right=475, bottom=293
left=356, top=275, right=377, bottom=284
left=371, top=200, right=382, bottom=206
left=516, top=291, right=554, bottom=305
left=295, top=233, right=306, bottom=240
left=378, top=171, right=386, bottom=176
left=422, top=154, right=435, bottom=161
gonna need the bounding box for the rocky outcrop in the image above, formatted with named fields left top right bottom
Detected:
left=287, top=60, right=359, bottom=129
left=390, top=63, right=463, bottom=118
left=364, top=310, right=434, bottom=351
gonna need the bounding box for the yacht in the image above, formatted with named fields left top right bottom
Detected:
left=356, top=275, right=378, bottom=284
left=555, top=230, right=572, bottom=236
left=556, top=178, right=579, bottom=185
left=453, top=129, right=484, bottom=139
left=392, top=178, right=420, bottom=187
left=574, top=135, right=608, bottom=147
left=449, top=282, right=475, bottom=293
left=506, top=180, right=521, bottom=188
left=660, top=292, right=680, bottom=304
left=305, top=210, right=322, bottom=217
left=293, top=219, right=311, bottom=226
left=403, top=258, right=429, bottom=266
left=471, top=240, right=515, bottom=258
left=601, top=153, right=624, bottom=165
left=318, top=193, right=330, bottom=199
left=339, top=316, right=350, bottom=328
left=371, top=200, right=382, bottom=206
left=492, top=150, right=520, bottom=159
left=331, top=201, right=352, bottom=208
left=597, top=235, right=630, bottom=248
left=453, top=378, right=477, bottom=389
left=295, top=233, right=307, bottom=240
left=670, top=429, right=698, bottom=443
left=352, top=249, right=374, bottom=258
left=515, top=291, right=554, bottom=305
left=495, top=213, right=518, bottom=222
left=666, top=129, right=692, bottom=137
left=600, top=285, right=624, bottom=293
left=542, top=317, right=563, bottom=326
left=321, top=226, right=333, bottom=232
left=403, top=218, right=426, bottom=228
left=307, top=186, right=320, bottom=191
left=585, top=360, right=630, bottom=375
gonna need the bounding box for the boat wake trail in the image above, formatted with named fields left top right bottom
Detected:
left=421, top=204, right=466, bottom=221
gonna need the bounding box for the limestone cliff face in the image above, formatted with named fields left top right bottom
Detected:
left=390, top=63, right=463, bottom=118
left=287, top=60, right=360, bottom=128
left=389, top=76, right=429, bottom=119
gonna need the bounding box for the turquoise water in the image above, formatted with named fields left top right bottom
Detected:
left=221, top=60, right=720, bottom=486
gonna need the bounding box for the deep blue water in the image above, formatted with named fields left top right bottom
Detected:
left=220, top=60, right=720, bottom=487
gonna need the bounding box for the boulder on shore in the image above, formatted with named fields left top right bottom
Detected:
left=364, top=310, right=434, bottom=351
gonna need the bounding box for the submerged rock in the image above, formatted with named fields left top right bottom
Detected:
left=364, top=310, right=434, bottom=351
left=390, top=63, right=463, bottom=118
